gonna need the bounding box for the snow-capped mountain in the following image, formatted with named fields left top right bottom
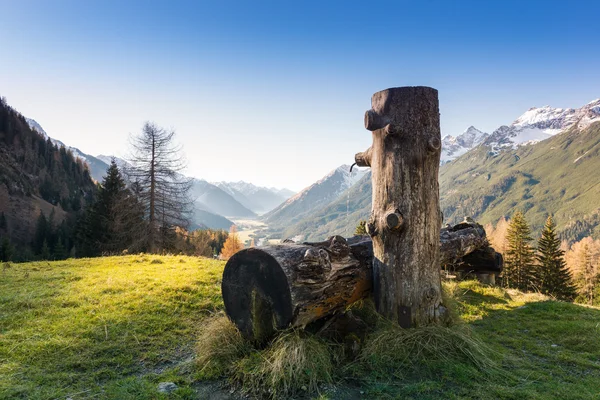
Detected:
left=26, top=118, right=88, bottom=161
left=263, top=165, right=367, bottom=228
left=484, top=99, right=600, bottom=154
left=441, top=126, right=489, bottom=163
left=214, top=181, right=294, bottom=214
left=97, top=155, right=132, bottom=171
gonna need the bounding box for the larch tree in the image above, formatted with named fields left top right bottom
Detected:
left=503, top=211, right=536, bottom=291
left=220, top=225, right=243, bottom=260
left=355, top=220, right=367, bottom=235
left=535, top=216, right=576, bottom=300
left=127, top=122, right=192, bottom=253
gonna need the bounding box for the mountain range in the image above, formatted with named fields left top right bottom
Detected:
left=15, top=97, right=600, bottom=243
left=23, top=120, right=294, bottom=230
left=262, top=165, right=367, bottom=233
left=269, top=99, right=600, bottom=242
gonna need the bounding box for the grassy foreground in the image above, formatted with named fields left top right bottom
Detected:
left=1, top=256, right=599, bottom=399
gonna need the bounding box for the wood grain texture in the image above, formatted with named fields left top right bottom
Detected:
left=361, top=86, right=444, bottom=327
left=222, top=221, right=500, bottom=341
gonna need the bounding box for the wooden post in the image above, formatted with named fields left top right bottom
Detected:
left=355, top=86, right=446, bottom=327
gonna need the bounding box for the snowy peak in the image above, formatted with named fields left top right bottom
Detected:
left=457, top=126, right=488, bottom=148
left=26, top=118, right=48, bottom=138
left=485, top=98, right=600, bottom=153
left=213, top=181, right=295, bottom=214
left=441, top=126, right=488, bottom=163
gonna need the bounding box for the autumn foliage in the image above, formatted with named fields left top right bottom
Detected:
left=220, top=225, right=244, bottom=260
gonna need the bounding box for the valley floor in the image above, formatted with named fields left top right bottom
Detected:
left=1, top=256, right=599, bottom=399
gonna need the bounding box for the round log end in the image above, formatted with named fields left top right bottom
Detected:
left=385, top=211, right=404, bottom=230
left=222, top=248, right=293, bottom=344
left=364, top=109, right=389, bottom=131
left=428, top=136, right=441, bottom=152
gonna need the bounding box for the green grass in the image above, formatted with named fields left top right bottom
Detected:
left=0, top=255, right=223, bottom=399
left=2, top=256, right=600, bottom=399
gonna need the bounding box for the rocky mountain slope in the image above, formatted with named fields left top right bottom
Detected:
left=441, top=126, right=488, bottom=163
left=262, top=165, right=367, bottom=230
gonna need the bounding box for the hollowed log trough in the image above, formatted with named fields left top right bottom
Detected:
left=222, top=221, right=501, bottom=343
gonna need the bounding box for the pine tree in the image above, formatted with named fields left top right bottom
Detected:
left=503, top=211, right=536, bottom=291
left=220, top=225, right=243, bottom=260
left=0, top=212, right=7, bottom=231
left=53, top=237, right=67, bottom=260
left=40, top=239, right=51, bottom=260
left=355, top=220, right=367, bottom=235
left=579, top=244, right=597, bottom=305
left=33, top=212, right=48, bottom=255
left=536, top=216, right=576, bottom=300
left=0, top=236, right=15, bottom=261
left=79, top=160, right=146, bottom=255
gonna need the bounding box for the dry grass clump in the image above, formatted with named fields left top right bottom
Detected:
left=358, top=322, right=495, bottom=378
left=195, top=314, right=251, bottom=379
left=233, top=330, right=334, bottom=398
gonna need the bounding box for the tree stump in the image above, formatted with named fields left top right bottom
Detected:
left=355, top=86, right=445, bottom=327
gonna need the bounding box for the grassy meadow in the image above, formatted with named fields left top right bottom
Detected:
left=1, top=256, right=599, bottom=399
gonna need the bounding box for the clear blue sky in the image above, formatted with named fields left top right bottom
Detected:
left=1, top=0, right=599, bottom=190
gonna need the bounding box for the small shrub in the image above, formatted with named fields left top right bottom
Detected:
left=357, top=322, right=495, bottom=379
left=150, top=259, right=164, bottom=264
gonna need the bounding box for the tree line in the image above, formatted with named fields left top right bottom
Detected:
left=486, top=212, right=599, bottom=304
left=0, top=121, right=234, bottom=261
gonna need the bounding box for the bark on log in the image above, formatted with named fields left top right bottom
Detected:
left=359, top=86, right=445, bottom=327
left=222, top=222, right=495, bottom=342
left=221, top=235, right=373, bottom=344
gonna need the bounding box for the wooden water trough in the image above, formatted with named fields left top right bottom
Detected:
left=221, top=220, right=502, bottom=342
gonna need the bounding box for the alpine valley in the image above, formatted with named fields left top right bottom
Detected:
left=4, top=97, right=599, bottom=246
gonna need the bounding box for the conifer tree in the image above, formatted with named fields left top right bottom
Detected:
left=0, top=212, right=6, bottom=231
left=0, top=236, right=14, bottom=261
left=53, top=237, right=67, bottom=260
left=40, top=239, right=51, bottom=260
left=579, top=243, right=598, bottom=305
left=79, top=160, right=146, bottom=256
left=127, top=122, right=192, bottom=252
left=536, top=216, right=576, bottom=300
left=33, top=212, right=48, bottom=255
left=220, top=225, right=243, bottom=260
left=503, top=211, right=536, bottom=291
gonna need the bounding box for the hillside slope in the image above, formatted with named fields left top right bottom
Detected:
left=26, top=118, right=111, bottom=182
left=440, top=122, right=600, bottom=241
left=281, top=172, right=372, bottom=241
left=263, top=165, right=366, bottom=230
left=0, top=98, right=96, bottom=245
